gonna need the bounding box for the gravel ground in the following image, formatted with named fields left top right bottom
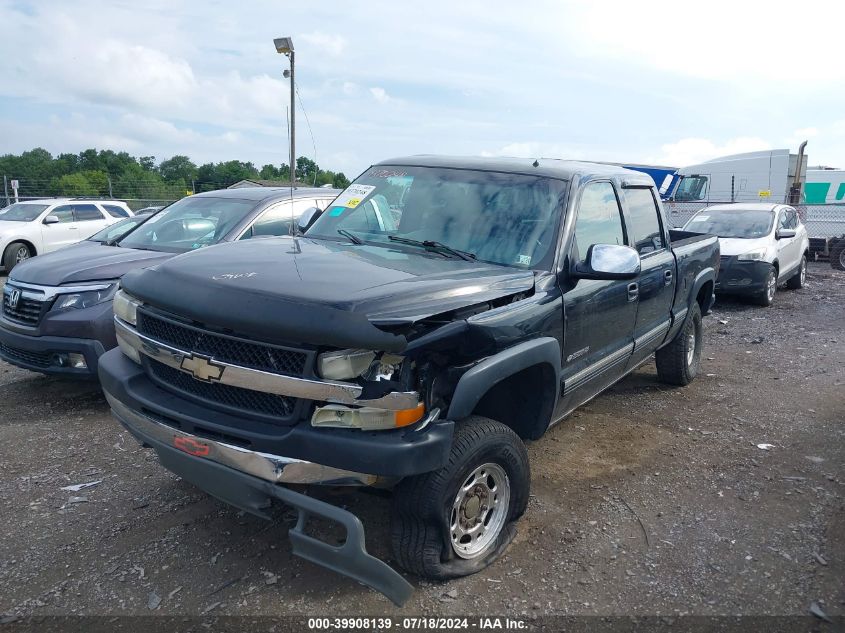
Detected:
left=0, top=263, right=842, bottom=621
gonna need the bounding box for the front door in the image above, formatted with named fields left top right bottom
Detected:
left=621, top=187, right=675, bottom=367
left=40, top=204, right=79, bottom=252
left=775, top=207, right=801, bottom=277
left=558, top=181, right=637, bottom=417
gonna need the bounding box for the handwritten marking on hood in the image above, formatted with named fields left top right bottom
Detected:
left=212, top=272, right=258, bottom=281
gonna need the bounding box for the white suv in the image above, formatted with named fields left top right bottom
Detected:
left=684, top=203, right=810, bottom=306
left=0, top=199, right=133, bottom=271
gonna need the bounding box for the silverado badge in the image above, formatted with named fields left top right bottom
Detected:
left=179, top=353, right=225, bottom=382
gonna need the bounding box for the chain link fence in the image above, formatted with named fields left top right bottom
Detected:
left=665, top=201, right=845, bottom=237
left=0, top=195, right=176, bottom=212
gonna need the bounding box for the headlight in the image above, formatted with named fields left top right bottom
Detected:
left=737, top=248, right=767, bottom=261
left=53, top=283, right=118, bottom=312
left=317, top=348, right=406, bottom=381
left=312, top=403, right=425, bottom=430
left=113, top=289, right=141, bottom=326
left=318, top=349, right=376, bottom=380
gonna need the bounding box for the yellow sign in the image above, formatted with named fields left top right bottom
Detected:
left=758, top=190, right=771, bottom=198
left=186, top=191, right=193, bottom=196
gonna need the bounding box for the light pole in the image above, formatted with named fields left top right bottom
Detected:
left=274, top=36, right=296, bottom=186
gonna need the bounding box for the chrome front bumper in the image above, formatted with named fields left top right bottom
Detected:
left=114, top=316, right=420, bottom=411
left=106, top=393, right=382, bottom=487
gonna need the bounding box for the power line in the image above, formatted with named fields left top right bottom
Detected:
left=294, top=81, right=318, bottom=186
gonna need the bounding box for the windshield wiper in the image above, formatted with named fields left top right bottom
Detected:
left=388, top=236, right=476, bottom=261
left=337, top=229, right=364, bottom=245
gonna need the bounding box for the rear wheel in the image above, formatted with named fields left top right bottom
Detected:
left=786, top=256, right=806, bottom=289
left=753, top=266, right=777, bottom=306
left=2, top=242, right=33, bottom=272
left=390, top=416, right=529, bottom=579
left=656, top=302, right=702, bottom=386
left=831, top=240, right=845, bottom=271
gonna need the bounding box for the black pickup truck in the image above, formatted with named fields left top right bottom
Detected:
left=99, top=156, right=719, bottom=605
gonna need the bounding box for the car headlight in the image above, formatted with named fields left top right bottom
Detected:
left=317, top=348, right=407, bottom=381
left=737, top=248, right=767, bottom=261
left=53, top=283, right=118, bottom=312
left=113, top=289, right=141, bottom=326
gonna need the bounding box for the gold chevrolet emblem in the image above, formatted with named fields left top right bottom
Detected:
left=179, top=354, right=225, bottom=382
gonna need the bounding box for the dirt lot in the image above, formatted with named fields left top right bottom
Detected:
left=0, top=264, right=843, bottom=622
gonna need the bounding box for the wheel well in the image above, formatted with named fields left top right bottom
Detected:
left=3, top=240, right=37, bottom=258
left=771, top=260, right=779, bottom=274
left=695, top=280, right=713, bottom=312
left=469, top=363, right=555, bottom=441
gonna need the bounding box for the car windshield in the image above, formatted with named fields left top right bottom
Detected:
left=0, top=203, right=50, bottom=222
left=117, top=196, right=255, bottom=253
left=87, top=216, right=147, bottom=242
left=306, top=166, right=567, bottom=269
left=685, top=209, right=774, bottom=239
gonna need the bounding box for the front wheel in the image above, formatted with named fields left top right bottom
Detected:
left=753, top=266, right=777, bottom=306
left=656, top=302, right=702, bottom=386
left=786, top=256, right=807, bottom=289
left=2, top=241, right=33, bottom=272
left=831, top=240, right=845, bottom=271
left=390, top=416, right=529, bottom=579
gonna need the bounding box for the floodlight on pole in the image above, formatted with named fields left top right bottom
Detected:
left=274, top=37, right=296, bottom=186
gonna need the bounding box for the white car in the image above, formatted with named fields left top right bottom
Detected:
left=0, top=199, right=133, bottom=271
left=684, top=203, right=810, bottom=306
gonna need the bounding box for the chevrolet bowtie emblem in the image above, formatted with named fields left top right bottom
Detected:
left=179, top=354, right=225, bottom=382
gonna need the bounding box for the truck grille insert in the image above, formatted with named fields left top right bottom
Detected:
left=2, top=292, right=46, bottom=326
left=148, top=359, right=297, bottom=419
left=137, top=311, right=308, bottom=376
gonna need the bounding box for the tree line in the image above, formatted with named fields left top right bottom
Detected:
left=0, top=148, right=351, bottom=201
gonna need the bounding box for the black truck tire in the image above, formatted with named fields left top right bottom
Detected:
left=786, top=256, right=807, bottom=289
left=3, top=241, right=33, bottom=272
left=390, top=416, right=529, bottom=580
left=831, top=240, right=845, bottom=271
left=656, top=302, right=702, bottom=386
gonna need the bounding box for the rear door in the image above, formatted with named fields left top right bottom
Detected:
left=559, top=181, right=637, bottom=407
left=72, top=203, right=111, bottom=239
left=621, top=186, right=675, bottom=367
left=39, top=204, right=79, bottom=252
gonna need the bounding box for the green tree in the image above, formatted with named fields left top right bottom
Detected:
left=159, top=155, right=198, bottom=184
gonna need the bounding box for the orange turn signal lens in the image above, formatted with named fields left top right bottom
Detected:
left=394, top=402, right=426, bottom=428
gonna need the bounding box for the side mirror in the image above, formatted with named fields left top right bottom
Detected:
left=776, top=228, right=796, bottom=239
left=572, top=244, right=641, bottom=280
left=296, top=206, right=323, bottom=234
left=43, top=215, right=60, bottom=225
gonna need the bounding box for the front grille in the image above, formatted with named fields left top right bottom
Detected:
left=147, top=359, right=297, bottom=420
left=0, top=342, right=52, bottom=368
left=137, top=311, right=307, bottom=376
left=719, top=255, right=733, bottom=263
left=2, top=291, right=46, bottom=326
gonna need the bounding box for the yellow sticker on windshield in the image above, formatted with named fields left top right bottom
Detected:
left=346, top=198, right=362, bottom=208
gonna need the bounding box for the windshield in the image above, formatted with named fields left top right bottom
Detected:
left=306, top=166, right=567, bottom=269
left=685, top=208, right=774, bottom=239
left=0, top=203, right=49, bottom=222
left=87, top=216, right=147, bottom=242
left=117, top=196, right=255, bottom=253
left=674, top=175, right=708, bottom=201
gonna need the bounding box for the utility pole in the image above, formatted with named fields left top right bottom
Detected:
left=3, top=175, right=9, bottom=207
left=274, top=37, right=296, bottom=186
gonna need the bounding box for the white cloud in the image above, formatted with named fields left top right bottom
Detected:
left=300, top=31, right=347, bottom=56
left=369, top=87, right=391, bottom=104
left=652, top=137, right=772, bottom=167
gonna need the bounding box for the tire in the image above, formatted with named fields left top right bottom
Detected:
left=753, top=265, right=777, bottom=306
left=831, top=240, right=845, bottom=271
left=2, top=242, right=33, bottom=272
left=656, top=302, right=702, bottom=386
left=390, top=416, right=530, bottom=580
left=786, top=255, right=807, bottom=289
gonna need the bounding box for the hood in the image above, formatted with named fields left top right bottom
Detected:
left=121, top=237, right=536, bottom=352
left=0, top=220, right=33, bottom=233
left=718, top=236, right=772, bottom=257
left=10, top=241, right=174, bottom=286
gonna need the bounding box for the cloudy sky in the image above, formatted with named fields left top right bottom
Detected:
left=2, top=0, right=844, bottom=177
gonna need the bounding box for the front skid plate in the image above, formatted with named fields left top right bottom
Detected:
left=150, top=434, right=414, bottom=606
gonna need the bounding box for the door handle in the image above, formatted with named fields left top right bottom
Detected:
left=627, top=282, right=639, bottom=302
left=664, top=270, right=673, bottom=285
